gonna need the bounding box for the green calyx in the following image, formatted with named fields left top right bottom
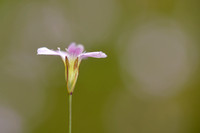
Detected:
left=65, top=56, right=80, bottom=94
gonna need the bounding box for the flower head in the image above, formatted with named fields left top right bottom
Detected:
left=37, top=42, right=107, bottom=94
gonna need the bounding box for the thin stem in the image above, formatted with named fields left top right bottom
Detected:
left=69, top=94, right=72, bottom=133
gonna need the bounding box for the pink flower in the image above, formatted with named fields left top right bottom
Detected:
left=37, top=42, right=107, bottom=94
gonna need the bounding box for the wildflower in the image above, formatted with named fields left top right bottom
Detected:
left=37, top=42, right=107, bottom=94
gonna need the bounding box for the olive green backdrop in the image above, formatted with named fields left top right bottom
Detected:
left=0, top=0, right=200, bottom=133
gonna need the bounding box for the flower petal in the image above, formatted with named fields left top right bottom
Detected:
left=37, top=47, right=68, bottom=61
left=67, top=42, right=84, bottom=56
left=80, top=51, right=107, bottom=59
left=37, top=47, right=60, bottom=55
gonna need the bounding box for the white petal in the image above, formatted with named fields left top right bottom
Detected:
left=37, top=47, right=68, bottom=61
left=80, top=51, right=107, bottom=59
left=37, top=47, right=60, bottom=55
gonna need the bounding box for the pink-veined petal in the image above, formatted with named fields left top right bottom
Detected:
left=37, top=47, right=68, bottom=61
left=80, top=51, right=107, bottom=59
left=67, top=42, right=84, bottom=56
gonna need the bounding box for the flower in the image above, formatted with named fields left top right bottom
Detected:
left=37, top=42, right=107, bottom=94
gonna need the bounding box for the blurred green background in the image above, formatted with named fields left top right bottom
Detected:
left=0, top=0, right=200, bottom=133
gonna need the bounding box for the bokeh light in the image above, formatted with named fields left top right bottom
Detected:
left=0, top=105, right=24, bottom=133
left=119, top=18, right=198, bottom=98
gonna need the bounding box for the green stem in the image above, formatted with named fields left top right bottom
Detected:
left=69, top=94, right=72, bottom=133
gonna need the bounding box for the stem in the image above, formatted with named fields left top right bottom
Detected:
left=69, top=94, right=72, bottom=133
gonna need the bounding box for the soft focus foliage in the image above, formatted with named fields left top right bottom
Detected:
left=0, top=0, right=200, bottom=133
